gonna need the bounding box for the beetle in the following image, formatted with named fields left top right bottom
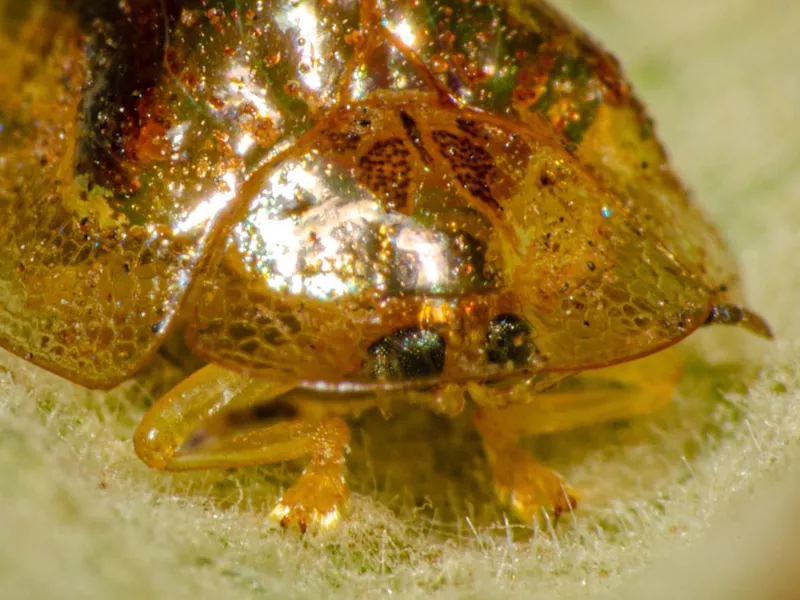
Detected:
left=0, top=0, right=772, bottom=532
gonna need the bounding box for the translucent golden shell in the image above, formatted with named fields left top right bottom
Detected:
left=0, top=0, right=770, bottom=390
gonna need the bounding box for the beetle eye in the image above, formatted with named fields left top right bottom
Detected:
left=367, top=327, right=446, bottom=381
left=486, top=314, right=535, bottom=366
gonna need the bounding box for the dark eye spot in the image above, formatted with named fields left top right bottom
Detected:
left=486, top=314, right=535, bottom=366
left=367, top=327, right=446, bottom=381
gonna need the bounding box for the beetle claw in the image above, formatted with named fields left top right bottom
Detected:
left=492, top=451, right=581, bottom=526
left=269, top=465, right=349, bottom=534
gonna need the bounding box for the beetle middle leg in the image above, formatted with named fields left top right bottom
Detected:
left=470, top=347, right=684, bottom=525
left=133, top=364, right=357, bottom=533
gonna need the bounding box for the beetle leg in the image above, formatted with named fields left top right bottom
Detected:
left=472, top=348, right=683, bottom=525
left=473, top=410, right=580, bottom=526
left=133, top=363, right=350, bottom=533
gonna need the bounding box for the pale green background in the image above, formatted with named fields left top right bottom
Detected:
left=1, top=1, right=799, bottom=598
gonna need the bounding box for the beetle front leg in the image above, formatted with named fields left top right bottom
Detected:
left=472, top=347, right=683, bottom=526
left=474, top=409, right=580, bottom=525
left=133, top=363, right=350, bottom=533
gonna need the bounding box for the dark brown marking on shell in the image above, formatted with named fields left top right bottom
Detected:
left=76, top=0, right=184, bottom=193
left=324, top=129, right=362, bottom=153
left=431, top=130, right=500, bottom=211
left=358, top=138, right=412, bottom=212
left=455, top=118, right=488, bottom=140
left=398, top=110, right=433, bottom=164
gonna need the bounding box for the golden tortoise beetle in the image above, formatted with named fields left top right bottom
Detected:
left=0, top=0, right=772, bottom=531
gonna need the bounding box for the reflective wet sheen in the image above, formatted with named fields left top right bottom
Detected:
left=0, top=0, right=763, bottom=389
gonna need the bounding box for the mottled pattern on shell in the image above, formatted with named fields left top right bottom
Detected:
left=0, top=0, right=741, bottom=389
